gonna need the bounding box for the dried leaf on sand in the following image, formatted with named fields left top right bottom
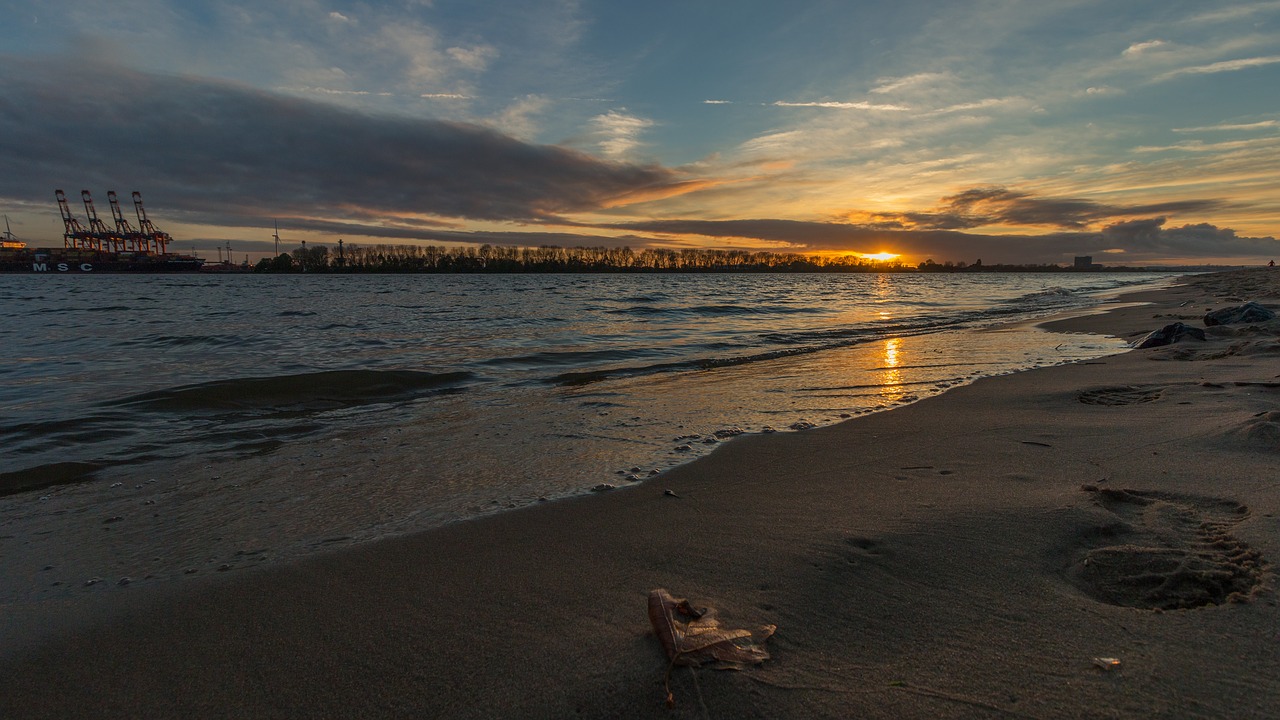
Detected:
left=647, top=588, right=776, bottom=706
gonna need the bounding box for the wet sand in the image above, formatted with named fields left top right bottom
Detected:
left=2, top=268, right=1278, bottom=719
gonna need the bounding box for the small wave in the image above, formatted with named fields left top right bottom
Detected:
left=998, top=286, right=1083, bottom=311
left=606, top=304, right=824, bottom=318
left=761, top=318, right=956, bottom=346
left=116, top=334, right=250, bottom=349
left=278, top=310, right=317, bottom=317
left=548, top=346, right=819, bottom=387
left=108, top=369, right=475, bottom=414
left=479, top=348, right=661, bottom=369
left=0, top=460, right=103, bottom=497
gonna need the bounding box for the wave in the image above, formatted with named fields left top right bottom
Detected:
left=108, top=369, right=474, bottom=414
left=548, top=345, right=833, bottom=387
left=479, top=348, right=664, bottom=369
left=606, top=303, right=825, bottom=317
left=116, top=334, right=258, bottom=349
left=0, top=460, right=103, bottom=497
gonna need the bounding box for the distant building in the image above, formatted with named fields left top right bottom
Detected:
left=1074, top=256, right=1102, bottom=270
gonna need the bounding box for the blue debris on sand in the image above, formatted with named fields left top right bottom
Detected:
left=1134, top=322, right=1206, bottom=349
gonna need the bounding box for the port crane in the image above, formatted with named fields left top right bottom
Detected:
left=107, top=191, right=146, bottom=253
left=81, top=191, right=121, bottom=252
left=132, top=191, right=172, bottom=254
left=56, top=189, right=97, bottom=250
left=56, top=189, right=175, bottom=255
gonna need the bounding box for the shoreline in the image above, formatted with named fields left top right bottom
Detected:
left=3, top=268, right=1278, bottom=718
left=0, top=274, right=1157, bottom=611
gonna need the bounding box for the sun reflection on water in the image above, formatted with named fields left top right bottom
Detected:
left=877, top=337, right=908, bottom=401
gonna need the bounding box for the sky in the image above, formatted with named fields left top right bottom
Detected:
left=2, top=0, right=1279, bottom=265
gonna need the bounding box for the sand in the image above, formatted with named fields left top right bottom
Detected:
left=2, top=268, right=1278, bottom=719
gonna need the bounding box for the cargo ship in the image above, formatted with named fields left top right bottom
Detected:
left=0, top=190, right=205, bottom=273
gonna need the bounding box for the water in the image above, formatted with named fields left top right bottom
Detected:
left=0, top=271, right=1179, bottom=594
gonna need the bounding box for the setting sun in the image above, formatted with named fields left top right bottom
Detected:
left=862, top=252, right=900, bottom=262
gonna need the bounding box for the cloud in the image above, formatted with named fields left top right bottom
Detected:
left=1156, top=55, right=1280, bottom=81
left=928, top=97, right=1029, bottom=114
left=1123, top=40, right=1169, bottom=57
left=595, top=216, right=1278, bottom=264
left=870, top=72, right=950, bottom=94
left=1173, top=119, right=1279, bottom=133
left=772, top=100, right=910, bottom=111
left=590, top=109, right=655, bottom=159
left=489, top=94, right=551, bottom=139
left=703, top=100, right=732, bottom=104
left=1182, top=2, right=1280, bottom=25
left=1133, top=136, right=1280, bottom=153
left=0, top=58, right=685, bottom=224
left=849, top=187, right=1225, bottom=231
left=446, top=44, right=499, bottom=72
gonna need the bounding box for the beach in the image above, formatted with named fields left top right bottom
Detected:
left=2, top=268, right=1278, bottom=718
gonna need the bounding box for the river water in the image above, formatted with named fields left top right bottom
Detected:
left=0, top=271, right=1179, bottom=599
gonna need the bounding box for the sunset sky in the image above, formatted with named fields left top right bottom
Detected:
left=2, top=0, right=1278, bottom=265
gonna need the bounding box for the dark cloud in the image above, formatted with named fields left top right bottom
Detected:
left=0, top=56, right=680, bottom=223
left=603, top=217, right=1278, bottom=263
left=862, top=186, right=1226, bottom=231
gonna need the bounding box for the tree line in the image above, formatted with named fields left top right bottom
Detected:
left=253, top=242, right=1090, bottom=274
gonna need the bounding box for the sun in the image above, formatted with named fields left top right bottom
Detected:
left=861, top=252, right=899, bottom=262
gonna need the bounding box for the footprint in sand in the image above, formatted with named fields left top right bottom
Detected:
left=1077, top=386, right=1165, bottom=406
left=1066, top=487, right=1265, bottom=610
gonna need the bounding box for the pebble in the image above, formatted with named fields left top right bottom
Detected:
left=84, top=577, right=102, bottom=587
left=762, top=426, right=777, bottom=433
left=648, top=469, right=660, bottom=477
left=38, top=495, right=50, bottom=502
left=713, top=427, right=744, bottom=438
left=217, top=564, right=232, bottom=572
left=624, top=474, right=642, bottom=482
left=702, top=437, right=719, bottom=444
left=103, top=516, right=124, bottom=524
left=110, top=482, right=123, bottom=488
left=118, top=577, right=132, bottom=586
left=184, top=568, right=197, bottom=574
left=663, top=489, right=681, bottom=498
left=590, top=483, right=616, bottom=492
left=790, top=421, right=817, bottom=430
left=674, top=445, right=692, bottom=453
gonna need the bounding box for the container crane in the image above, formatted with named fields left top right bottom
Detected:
left=107, top=191, right=145, bottom=253
left=55, top=189, right=95, bottom=250
left=81, top=190, right=122, bottom=252
left=132, top=191, right=172, bottom=255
